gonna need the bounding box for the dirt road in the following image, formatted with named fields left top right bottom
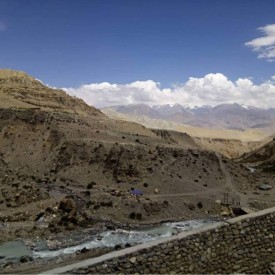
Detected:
left=215, top=153, right=248, bottom=205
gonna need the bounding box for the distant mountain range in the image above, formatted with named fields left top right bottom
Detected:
left=102, top=103, right=275, bottom=134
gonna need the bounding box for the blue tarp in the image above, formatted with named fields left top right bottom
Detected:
left=130, top=189, right=143, bottom=195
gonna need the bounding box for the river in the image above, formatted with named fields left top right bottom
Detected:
left=0, top=218, right=218, bottom=262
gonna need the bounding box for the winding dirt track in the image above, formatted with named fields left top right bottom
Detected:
left=147, top=153, right=248, bottom=206
left=215, top=153, right=247, bottom=205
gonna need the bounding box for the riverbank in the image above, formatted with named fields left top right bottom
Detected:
left=0, top=216, right=221, bottom=273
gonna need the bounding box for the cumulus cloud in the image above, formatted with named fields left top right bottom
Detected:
left=0, top=21, right=6, bottom=31
left=63, top=73, right=275, bottom=109
left=64, top=80, right=167, bottom=107
left=245, top=24, right=275, bottom=61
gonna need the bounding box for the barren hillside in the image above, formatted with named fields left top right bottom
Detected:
left=0, top=69, right=103, bottom=117
left=240, top=137, right=275, bottom=169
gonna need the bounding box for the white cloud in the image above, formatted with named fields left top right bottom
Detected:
left=245, top=24, right=275, bottom=61
left=0, top=21, right=6, bottom=31
left=63, top=73, right=275, bottom=109
left=64, top=80, right=169, bottom=107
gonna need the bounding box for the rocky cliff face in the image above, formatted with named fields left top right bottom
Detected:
left=0, top=69, right=44, bottom=87
left=0, top=69, right=104, bottom=117
left=240, top=137, right=275, bottom=169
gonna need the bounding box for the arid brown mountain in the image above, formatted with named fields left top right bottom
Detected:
left=240, top=136, right=275, bottom=169
left=0, top=69, right=103, bottom=117
left=0, top=69, right=274, bottom=246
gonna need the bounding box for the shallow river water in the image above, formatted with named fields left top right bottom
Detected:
left=0, top=218, right=217, bottom=261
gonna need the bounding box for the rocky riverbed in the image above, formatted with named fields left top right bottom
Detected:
left=0, top=217, right=220, bottom=273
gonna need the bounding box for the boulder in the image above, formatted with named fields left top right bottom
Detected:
left=59, top=197, right=77, bottom=213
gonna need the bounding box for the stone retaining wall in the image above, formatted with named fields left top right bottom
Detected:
left=45, top=207, right=275, bottom=274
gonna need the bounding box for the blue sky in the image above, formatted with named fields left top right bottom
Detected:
left=0, top=0, right=275, bottom=108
